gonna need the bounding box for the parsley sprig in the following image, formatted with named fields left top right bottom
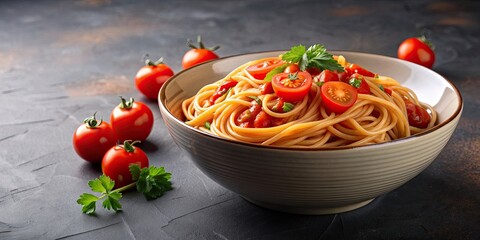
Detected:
left=77, top=164, right=172, bottom=215
left=282, top=44, right=344, bottom=72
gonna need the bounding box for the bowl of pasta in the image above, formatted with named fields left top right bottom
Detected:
left=158, top=45, right=463, bottom=215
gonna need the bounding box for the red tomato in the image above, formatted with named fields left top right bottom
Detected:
left=182, top=36, right=219, bottom=69
left=272, top=71, right=312, bottom=102
left=321, top=81, right=358, bottom=114
left=73, top=113, right=117, bottom=163
left=348, top=74, right=371, bottom=94
left=102, top=140, right=149, bottom=188
left=135, top=57, right=174, bottom=100
left=235, top=100, right=262, bottom=128
left=260, top=82, right=274, bottom=94
left=384, top=87, right=393, bottom=96
left=110, top=97, right=154, bottom=142
left=209, top=80, right=238, bottom=104
left=253, top=111, right=273, bottom=128
left=271, top=98, right=285, bottom=113
left=398, top=37, right=435, bottom=68
left=318, top=69, right=339, bottom=82
left=284, top=64, right=299, bottom=74
left=246, top=59, right=285, bottom=80
left=404, top=99, right=431, bottom=128
left=345, top=64, right=376, bottom=77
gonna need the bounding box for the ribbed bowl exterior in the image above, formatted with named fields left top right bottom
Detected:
left=159, top=51, right=463, bottom=214
left=161, top=106, right=461, bottom=214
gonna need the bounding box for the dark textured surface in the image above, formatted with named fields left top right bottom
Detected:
left=0, top=0, right=479, bottom=239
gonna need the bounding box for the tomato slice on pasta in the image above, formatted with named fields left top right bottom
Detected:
left=345, top=63, right=376, bottom=77
left=272, top=71, right=312, bottom=103
left=246, top=59, right=285, bottom=80
left=321, top=81, right=358, bottom=114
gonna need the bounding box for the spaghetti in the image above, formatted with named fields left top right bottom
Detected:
left=181, top=54, right=437, bottom=148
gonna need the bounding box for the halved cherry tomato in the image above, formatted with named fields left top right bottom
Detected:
left=73, top=113, right=117, bottom=163
left=102, top=140, right=149, bottom=188
left=384, top=87, right=393, bottom=96
left=182, top=36, right=219, bottom=69
left=260, top=82, right=273, bottom=94
left=246, top=59, right=285, bottom=80
left=318, top=69, right=339, bottom=83
left=321, top=81, right=358, bottom=114
left=271, top=98, right=285, bottom=113
left=348, top=74, right=371, bottom=94
left=110, top=97, right=154, bottom=142
left=272, top=71, right=312, bottom=102
left=235, top=100, right=262, bottom=128
left=398, top=37, right=435, bottom=68
left=253, top=111, right=273, bottom=128
left=345, top=64, right=376, bottom=77
left=404, top=99, right=431, bottom=128
left=209, top=80, right=238, bottom=104
left=284, top=64, right=299, bottom=74
left=135, top=57, right=174, bottom=100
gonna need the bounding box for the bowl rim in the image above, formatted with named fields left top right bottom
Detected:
left=159, top=50, right=463, bottom=151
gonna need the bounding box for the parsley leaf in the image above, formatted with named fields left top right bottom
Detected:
left=264, top=64, right=288, bottom=82
left=136, top=166, right=173, bottom=200
left=204, top=121, right=211, bottom=130
left=248, top=96, right=262, bottom=106
left=77, top=193, right=98, bottom=214
left=283, top=102, right=295, bottom=112
left=282, top=45, right=306, bottom=63
left=77, top=164, right=173, bottom=215
left=282, top=44, right=344, bottom=72
left=349, top=78, right=362, bottom=88
left=378, top=84, right=385, bottom=91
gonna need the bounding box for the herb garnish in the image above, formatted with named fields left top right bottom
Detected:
left=282, top=102, right=295, bottom=112
left=282, top=44, right=344, bottom=72
left=77, top=164, right=172, bottom=215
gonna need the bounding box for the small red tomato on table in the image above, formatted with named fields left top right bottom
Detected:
left=73, top=113, right=117, bottom=163
left=110, top=97, right=154, bottom=142
left=398, top=36, right=435, bottom=68
left=102, top=140, right=149, bottom=188
left=182, top=35, right=220, bottom=69
left=135, top=56, right=174, bottom=100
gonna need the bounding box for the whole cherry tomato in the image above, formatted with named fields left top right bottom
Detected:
left=73, top=113, right=117, bottom=163
left=182, top=35, right=219, bottom=69
left=110, top=97, right=154, bottom=142
left=321, top=81, right=358, bottom=114
left=272, top=71, right=312, bottom=103
left=398, top=37, right=435, bottom=68
left=135, top=56, right=174, bottom=100
left=102, top=140, right=149, bottom=188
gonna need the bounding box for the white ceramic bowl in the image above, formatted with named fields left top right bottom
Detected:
left=158, top=51, right=463, bottom=215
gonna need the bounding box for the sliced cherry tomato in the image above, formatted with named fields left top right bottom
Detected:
left=135, top=57, right=174, bottom=100
left=306, top=67, right=322, bottom=76
left=345, top=64, right=376, bottom=77
left=73, top=113, right=117, bottom=163
left=348, top=74, right=371, bottom=94
left=246, top=59, right=284, bottom=80
left=110, top=97, right=154, bottom=142
left=398, top=37, right=435, bottom=68
left=260, top=82, right=274, bottom=94
left=284, top=64, right=299, bottom=74
left=404, top=99, right=431, bottom=128
left=272, top=71, right=312, bottom=102
left=253, top=111, right=273, bottom=128
left=182, top=35, right=219, bottom=69
left=102, top=140, right=149, bottom=188
left=236, top=100, right=262, bottom=128
left=271, top=98, right=285, bottom=113
left=318, top=69, right=339, bottom=83
left=384, top=87, right=393, bottom=96
left=321, top=81, right=358, bottom=114
left=337, top=71, right=349, bottom=82
left=209, top=80, right=238, bottom=104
